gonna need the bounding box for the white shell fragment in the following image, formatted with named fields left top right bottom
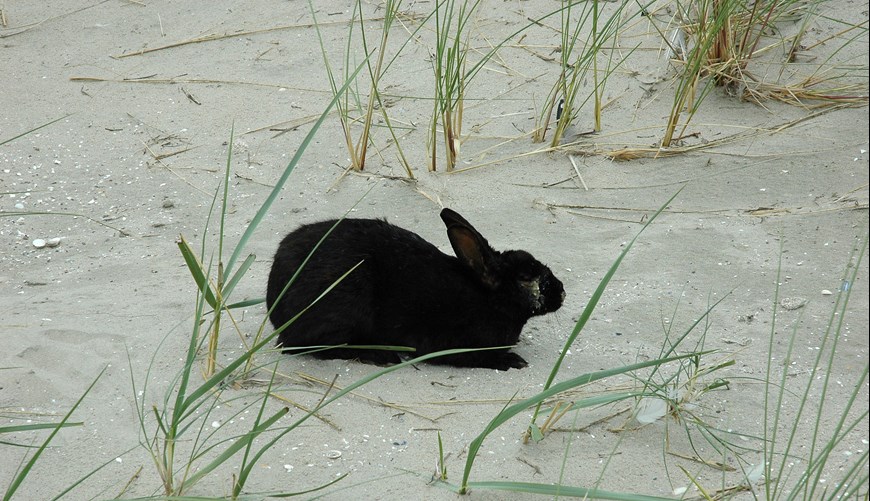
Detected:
left=325, top=450, right=342, bottom=459
left=32, top=237, right=62, bottom=249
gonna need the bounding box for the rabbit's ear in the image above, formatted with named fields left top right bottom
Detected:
left=441, top=209, right=499, bottom=287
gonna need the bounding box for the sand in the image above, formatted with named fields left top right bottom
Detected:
left=1, top=0, right=868, bottom=499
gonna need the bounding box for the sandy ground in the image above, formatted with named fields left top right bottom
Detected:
left=1, top=1, right=868, bottom=499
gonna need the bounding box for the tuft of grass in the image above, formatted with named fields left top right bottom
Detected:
left=141, top=56, right=376, bottom=497
left=423, top=2, right=562, bottom=171
left=428, top=0, right=481, bottom=171
left=353, top=0, right=415, bottom=176
left=436, top=431, right=448, bottom=481
left=441, top=205, right=866, bottom=499
left=308, top=0, right=415, bottom=176
left=655, top=0, right=868, bottom=147
left=533, top=0, right=639, bottom=146
left=758, top=229, right=869, bottom=498
left=524, top=187, right=685, bottom=442
left=648, top=228, right=869, bottom=498
left=453, top=353, right=705, bottom=495
left=659, top=0, right=739, bottom=148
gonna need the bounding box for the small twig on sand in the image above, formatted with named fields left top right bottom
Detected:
left=568, top=155, right=589, bottom=191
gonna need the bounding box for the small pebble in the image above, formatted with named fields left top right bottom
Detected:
left=32, top=239, right=46, bottom=248
left=162, top=199, right=175, bottom=209
left=821, top=289, right=833, bottom=296
left=780, top=297, right=807, bottom=311
left=325, top=450, right=342, bottom=459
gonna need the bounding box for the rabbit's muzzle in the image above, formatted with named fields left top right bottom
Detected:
left=522, top=274, right=565, bottom=316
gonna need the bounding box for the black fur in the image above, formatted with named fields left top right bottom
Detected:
left=266, top=209, right=564, bottom=370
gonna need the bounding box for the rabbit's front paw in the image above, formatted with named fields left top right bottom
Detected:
left=492, top=351, right=528, bottom=371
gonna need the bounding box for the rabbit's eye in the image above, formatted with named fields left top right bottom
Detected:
left=516, top=265, right=538, bottom=282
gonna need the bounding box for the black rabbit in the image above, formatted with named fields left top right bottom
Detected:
left=266, top=209, right=564, bottom=370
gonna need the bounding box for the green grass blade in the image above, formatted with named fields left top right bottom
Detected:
left=460, top=351, right=706, bottom=492
left=804, top=229, right=868, bottom=497
left=221, top=252, right=256, bottom=299
left=462, top=480, right=675, bottom=499
left=0, top=115, right=69, bottom=146
left=3, top=366, right=106, bottom=501
left=176, top=336, right=276, bottom=423
left=763, top=227, right=868, bottom=498
left=224, top=297, right=264, bottom=309
left=537, top=391, right=640, bottom=415
left=181, top=407, right=289, bottom=489
left=50, top=444, right=139, bottom=501
left=0, top=422, right=82, bottom=435
left=169, top=279, right=212, bottom=436
left=233, top=347, right=495, bottom=488
left=529, top=187, right=684, bottom=428
left=267, top=472, right=350, bottom=497
left=216, top=122, right=234, bottom=273
left=224, top=52, right=371, bottom=276
left=177, top=235, right=218, bottom=309
left=232, top=365, right=281, bottom=496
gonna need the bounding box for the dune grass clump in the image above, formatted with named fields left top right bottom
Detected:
left=308, top=0, right=415, bottom=177
left=428, top=0, right=481, bottom=172
left=754, top=231, right=868, bottom=499
left=654, top=0, right=868, bottom=147
left=533, top=0, right=638, bottom=146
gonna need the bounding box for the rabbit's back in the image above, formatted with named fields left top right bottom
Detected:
left=267, top=218, right=432, bottom=318
left=267, top=219, right=478, bottom=358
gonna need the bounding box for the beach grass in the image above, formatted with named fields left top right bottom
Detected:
left=533, top=0, right=638, bottom=146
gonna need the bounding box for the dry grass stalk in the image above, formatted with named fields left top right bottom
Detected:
left=564, top=103, right=854, bottom=160
left=112, top=17, right=402, bottom=59
left=70, top=75, right=314, bottom=91
left=292, top=371, right=442, bottom=422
